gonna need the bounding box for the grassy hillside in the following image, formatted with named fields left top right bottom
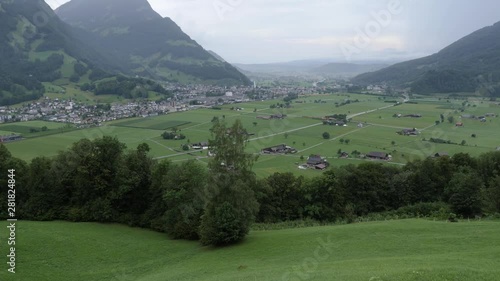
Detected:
left=0, top=219, right=499, bottom=280
left=0, top=0, right=122, bottom=105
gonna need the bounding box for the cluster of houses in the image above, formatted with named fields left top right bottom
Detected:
left=398, top=128, right=419, bottom=136
left=323, top=120, right=347, bottom=126
left=395, top=113, right=422, bottom=118
left=0, top=98, right=176, bottom=125
left=257, top=114, right=287, bottom=120
left=365, top=152, right=392, bottom=161
left=191, top=142, right=209, bottom=150
left=0, top=134, right=22, bottom=143
left=261, top=144, right=297, bottom=154
left=305, top=155, right=329, bottom=170
left=452, top=113, right=498, bottom=127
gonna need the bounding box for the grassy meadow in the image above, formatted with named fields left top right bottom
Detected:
left=0, top=219, right=499, bottom=281
left=2, top=93, right=500, bottom=177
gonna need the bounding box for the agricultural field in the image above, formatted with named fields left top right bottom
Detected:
left=3, top=93, right=500, bottom=177
left=0, top=121, right=77, bottom=139
left=1, top=219, right=499, bottom=281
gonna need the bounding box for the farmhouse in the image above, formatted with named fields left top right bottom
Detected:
left=366, top=152, right=390, bottom=160
left=0, top=134, right=22, bottom=143
left=307, top=155, right=329, bottom=170
left=323, top=120, right=346, bottom=126
left=461, top=114, right=475, bottom=119
left=496, top=147, right=500, bottom=151
left=271, top=114, right=287, bottom=119
left=434, top=152, right=449, bottom=158
left=456, top=122, right=464, bottom=127
left=192, top=142, right=209, bottom=150
left=403, top=114, right=422, bottom=118
left=398, top=128, right=419, bottom=136
left=485, top=113, right=496, bottom=117
left=256, top=114, right=287, bottom=120
left=261, top=144, right=297, bottom=154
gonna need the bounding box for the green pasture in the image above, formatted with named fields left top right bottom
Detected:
left=3, top=94, right=500, bottom=176
left=0, top=121, right=75, bottom=138
left=1, top=219, right=499, bottom=281
left=112, top=118, right=191, bottom=130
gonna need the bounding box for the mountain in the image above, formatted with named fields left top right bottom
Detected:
left=235, top=60, right=390, bottom=78
left=56, top=0, right=251, bottom=86
left=353, top=22, right=500, bottom=95
left=208, top=50, right=226, bottom=63
left=0, top=0, right=174, bottom=106
left=0, top=0, right=121, bottom=105
left=311, top=63, right=388, bottom=77
left=234, top=60, right=327, bottom=76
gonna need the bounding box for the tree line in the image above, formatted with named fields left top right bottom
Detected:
left=1, top=120, right=500, bottom=247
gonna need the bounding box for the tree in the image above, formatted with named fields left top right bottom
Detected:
left=113, top=143, right=154, bottom=226
left=253, top=122, right=257, bottom=127
left=199, top=120, right=259, bottom=246
left=339, top=138, right=345, bottom=144
left=447, top=116, right=455, bottom=124
left=284, top=133, right=289, bottom=139
left=484, top=176, right=500, bottom=213
left=257, top=173, right=305, bottom=222
left=440, top=114, right=445, bottom=123
left=444, top=168, right=483, bottom=217
left=345, top=139, right=351, bottom=145
left=163, top=161, right=207, bottom=240
left=322, top=132, right=330, bottom=139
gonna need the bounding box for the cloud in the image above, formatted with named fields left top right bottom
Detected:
left=46, top=0, right=500, bottom=63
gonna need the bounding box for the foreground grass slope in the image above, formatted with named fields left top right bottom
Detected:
left=1, top=219, right=499, bottom=280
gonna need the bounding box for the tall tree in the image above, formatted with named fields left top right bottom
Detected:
left=163, top=160, right=207, bottom=240
left=199, top=120, right=259, bottom=246
left=444, top=167, right=483, bottom=217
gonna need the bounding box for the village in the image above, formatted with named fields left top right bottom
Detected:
left=0, top=83, right=332, bottom=126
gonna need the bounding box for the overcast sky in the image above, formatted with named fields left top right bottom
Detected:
left=46, top=0, right=500, bottom=64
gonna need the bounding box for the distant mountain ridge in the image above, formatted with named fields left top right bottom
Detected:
left=353, top=21, right=500, bottom=95
left=311, top=63, right=388, bottom=76
left=56, top=0, right=251, bottom=86
left=235, top=60, right=389, bottom=77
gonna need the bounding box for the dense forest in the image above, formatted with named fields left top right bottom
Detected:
left=1, top=120, right=500, bottom=247
left=88, top=76, right=172, bottom=99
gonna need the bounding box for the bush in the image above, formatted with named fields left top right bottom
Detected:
left=199, top=201, right=248, bottom=246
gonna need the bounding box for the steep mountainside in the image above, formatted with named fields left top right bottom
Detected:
left=56, top=0, right=251, bottom=86
left=353, top=21, right=500, bottom=95
left=0, top=0, right=119, bottom=105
